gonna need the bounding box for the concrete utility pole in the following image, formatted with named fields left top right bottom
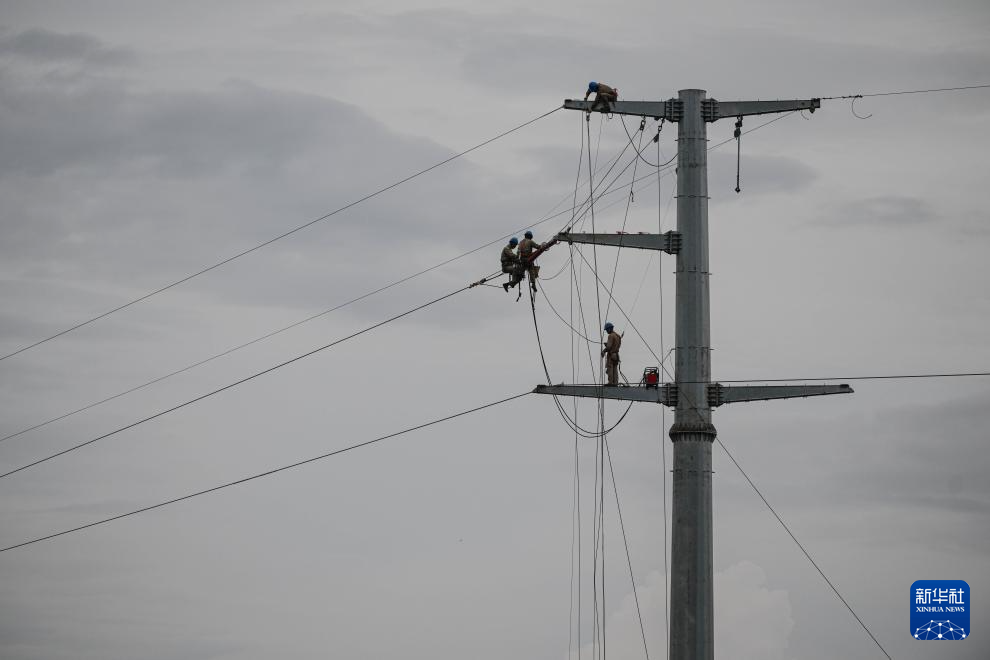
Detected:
left=534, top=89, right=851, bottom=660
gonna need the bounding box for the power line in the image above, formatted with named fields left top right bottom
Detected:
left=709, top=111, right=797, bottom=150
left=715, top=436, right=892, bottom=659
left=8, top=82, right=979, bottom=365
left=0, top=391, right=531, bottom=554
left=0, top=280, right=483, bottom=481
left=566, top=129, right=894, bottom=657
left=605, top=439, right=651, bottom=660
left=0, top=107, right=562, bottom=364
left=565, top=196, right=894, bottom=656
left=656, top=128, right=671, bottom=657
left=0, top=101, right=797, bottom=480
left=540, top=273, right=972, bottom=659
left=824, top=83, right=990, bottom=99
left=569, top=253, right=894, bottom=657
left=1, top=115, right=653, bottom=448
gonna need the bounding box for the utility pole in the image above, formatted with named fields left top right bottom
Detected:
left=534, top=89, right=851, bottom=660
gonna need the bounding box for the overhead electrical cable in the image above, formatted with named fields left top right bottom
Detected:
left=8, top=81, right=958, bottom=365
left=1, top=148, right=653, bottom=448
left=540, top=121, right=664, bottom=419
left=568, top=119, right=585, bottom=657
left=0, top=391, right=530, bottom=554
left=605, top=439, right=651, bottom=660
left=570, top=247, right=665, bottom=368
left=529, top=286, right=632, bottom=439
left=586, top=119, right=608, bottom=660
left=12, top=116, right=666, bottom=456
left=709, top=111, right=796, bottom=150
left=0, top=278, right=490, bottom=481
left=823, top=83, right=990, bottom=99
left=539, top=288, right=598, bottom=343
left=581, top=127, right=889, bottom=656
left=604, top=117, right=650, bottom=322
left=566, top=89, right=957, bottom=657
left=571, top=238, right=889, bottom=658
left=0, top=107, right=562, bottom=364
left=715, top=436, right=893, bottom=659
left=656, top=130, right=671, bottom=651
left=620, top=116, right=662, bottom=167
left=575, top=223, right=890, bottom=659
left=2, top=100, right=800, bottom=474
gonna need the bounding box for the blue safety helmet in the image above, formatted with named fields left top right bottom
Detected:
left=604, top=322, right=614, bottom=332
left=509, top=237, right=519, bottom=246
left=588, top=81, right=599, bottom=92
left=524, top=230, right=533, bottom=239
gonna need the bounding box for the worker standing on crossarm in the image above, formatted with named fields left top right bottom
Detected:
left=585, top=81, right=618, bottom=111
left=518, top=230, right=541, bottom=292
left=602, top=322, right=621, bottom=385
left=501, top=237, right=523, bottom=292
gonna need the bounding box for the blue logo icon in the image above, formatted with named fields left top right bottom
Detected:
left=911, top=580, right=969, bottom=640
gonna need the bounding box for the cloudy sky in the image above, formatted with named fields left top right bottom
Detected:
left=1, top=1, right=989, bottom=658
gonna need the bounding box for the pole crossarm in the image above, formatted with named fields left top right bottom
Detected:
left=533, top=382, right=852, bottom=408
left=563, top=98, right=681, bottom=120
left=708, top=383, right=852, bottom=406
left=706, top=98, right=820, bottom=121
left=562, top=98, right=820, bottom=122
left=556, top=230, right=681, bottom=254
left=533, top=383, right=677, bottom=406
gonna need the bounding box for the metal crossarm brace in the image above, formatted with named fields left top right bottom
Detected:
left=532, top=383, right=677, bottom=406
left=562, top=98, right=681, bottom=120
left=563, top=98, right=820, bottom=122
left=556, top=231, right=682, bottom=254
left=707, top=98, right=820, bottom=120
left=707, top=383, right=853, bottom=407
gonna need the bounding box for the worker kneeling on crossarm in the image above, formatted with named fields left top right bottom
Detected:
left=585, top=81, right=618, bottom=111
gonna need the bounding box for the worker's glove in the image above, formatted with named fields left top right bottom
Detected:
left=601, top=349, right=607, bottom=357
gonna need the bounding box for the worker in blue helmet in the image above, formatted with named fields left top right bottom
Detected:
left=584, top=81, right=618, bottom=111
left=501, top=237, right=523, bottom=292
left=601, top=322, right=622, bottom=385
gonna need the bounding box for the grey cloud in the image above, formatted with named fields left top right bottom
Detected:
left=672, top=28, right=990, bottom=102
left=843, top=394, right=990, bottom=509
left=459, top=32, right=629, bottom=93
left=281, top=7, right=580, bottom=44
left=0, top=27, right=135, bottom=65
left=741, top=392, right=990, bottom=519
left=832, top=195, right=937, bottom=227
left=0, top=75, right=388, bottom=178
left=0, top=63, right=547, bottom=333
left=709, top=151, right=818, bottom=197
left=278, top=8, right=619, bottom=93
left=296, top=9, right=990, bottom=107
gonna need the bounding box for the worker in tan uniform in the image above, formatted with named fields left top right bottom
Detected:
left=517, top=230, right=541, bottom=292
left=584, top=81, right=618, bottom=111
left=501, top=237, right=523, bottom=292
left=601, top=322, right=621, bottom=385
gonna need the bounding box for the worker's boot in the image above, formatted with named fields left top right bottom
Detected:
left=503, top=282, right=510, bottom=292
